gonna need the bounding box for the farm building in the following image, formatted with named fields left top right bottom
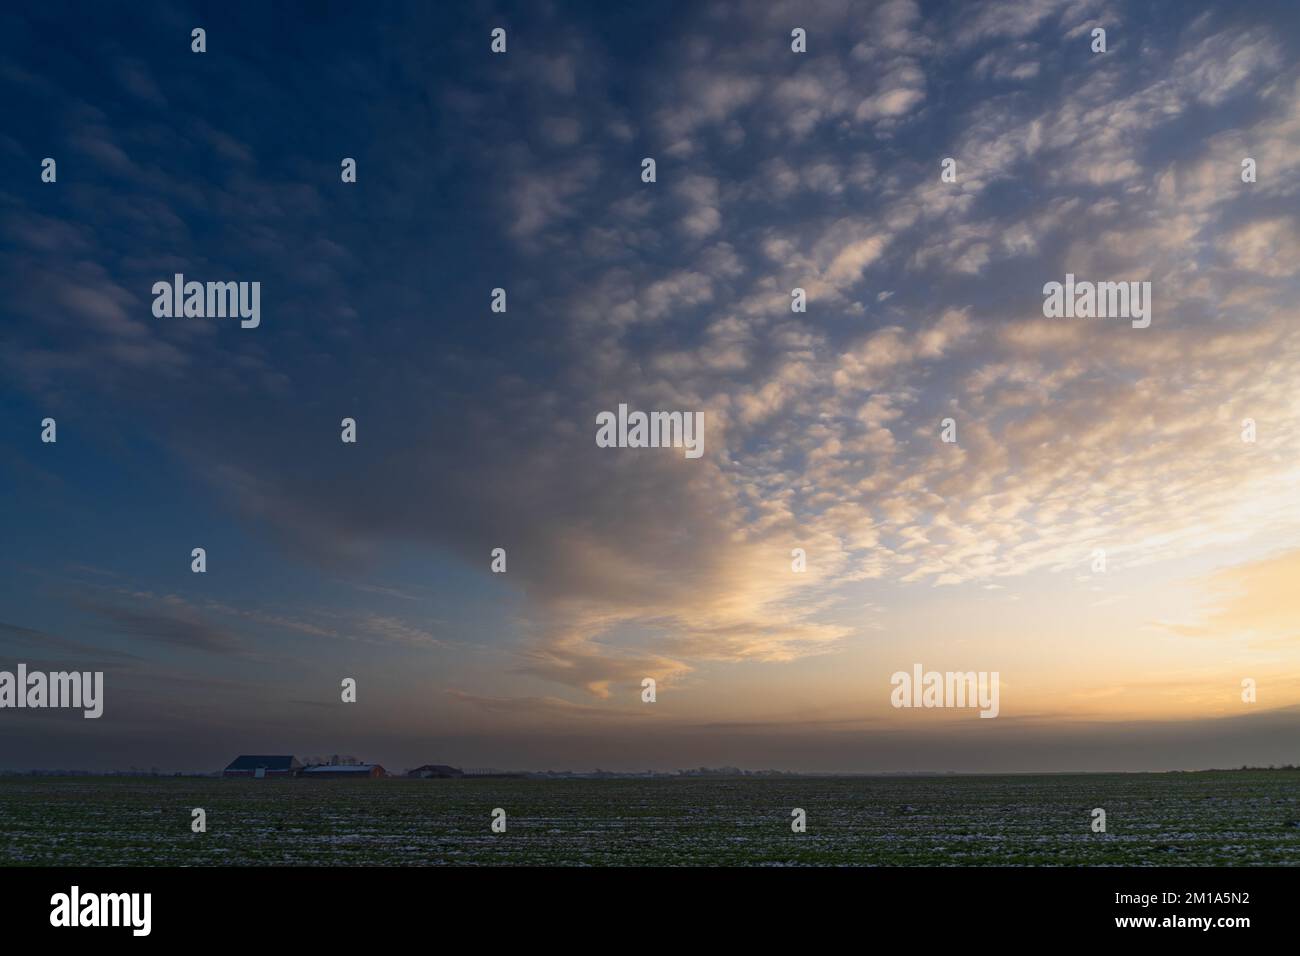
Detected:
left=407, top=764, right=464, bottom=778
left=223, top=755, right=303, bottom=778
left=302, top=764, right=387, bottom=779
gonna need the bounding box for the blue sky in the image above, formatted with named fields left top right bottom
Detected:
left=2, top=0, right=1300, bottom=772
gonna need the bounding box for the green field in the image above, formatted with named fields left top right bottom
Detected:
left=3, top=772, right=1298, bottom=865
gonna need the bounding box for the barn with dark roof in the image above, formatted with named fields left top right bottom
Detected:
left=223, top=755, right=304, bottom=778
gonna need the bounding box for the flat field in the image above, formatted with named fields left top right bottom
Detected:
left=2, top=772, right=1298, bottom=866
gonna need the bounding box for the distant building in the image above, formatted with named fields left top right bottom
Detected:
left=407, top=764, right=464, bottom=778
left=302, top=764, right=386, bottom=779
left=223, top=755, right=303, bottom=778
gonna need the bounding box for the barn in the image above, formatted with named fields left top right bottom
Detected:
left=223, top=755, right=303, bottom=778
left=302, top=764, right=387, bottom=779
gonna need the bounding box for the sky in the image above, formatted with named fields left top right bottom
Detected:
left=1, top=0, right=1299, bottom=774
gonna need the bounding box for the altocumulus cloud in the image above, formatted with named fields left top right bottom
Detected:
left=1, top=0, right=1298, bottom=766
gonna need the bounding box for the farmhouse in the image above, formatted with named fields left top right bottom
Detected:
left=223, top=755, right=303, bottom=778
left=302, top=763, right=387, bottom=779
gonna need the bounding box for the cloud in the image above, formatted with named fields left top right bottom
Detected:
left=76, top=600, right=248, bottom=656
left=111, top=56, right=167, bottom=107
left=0, top=620, right=140, bottom=662
left=447, top=689, right=655, bottom=720
left=4, top=0, right=1299, bottom=729
left=1218, top=217, right=1300, bottom=278
left=1156, top=550, right=1300, bottom=648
